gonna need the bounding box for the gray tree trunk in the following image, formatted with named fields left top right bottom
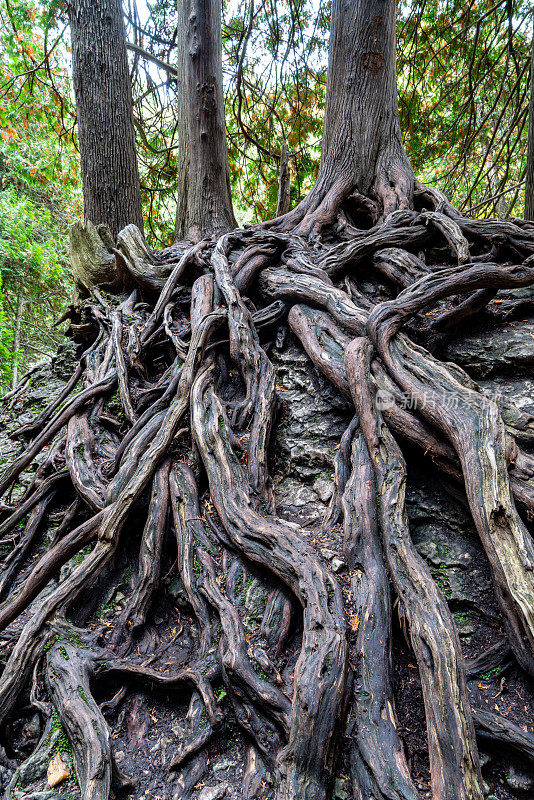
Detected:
left=316, top=0, right=414, bottom=213
left=525, top=19, right=534, bottom=221
left=68, top=0, right=144, bottom=239
left=276, top=141, right=291, bottom=217
left=174, top=0, right=236, bottom=242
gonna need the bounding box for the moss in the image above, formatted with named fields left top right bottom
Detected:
left=43, top=634, right=60, bottom=652
left=453, top=610, right=470, bottom=625
left=73, top=544, right=91, bottom=566
left=480, top=665, right=503, bottom=683
left=49, top=707, right=76, bottom=779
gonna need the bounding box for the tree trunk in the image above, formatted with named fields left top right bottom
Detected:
left=174, top=0, right=236, bottom=242
left=68, top=0, right=144, bottom=239
left=276, top=0, right=414, bottom=234
left=276, top=141, right=291, bottom=217
left=525, top=18, right=534, bottom=220
left=319, top=0, right=413, bottom=211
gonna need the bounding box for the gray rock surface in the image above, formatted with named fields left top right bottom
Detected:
left=16, top=730, right=61, bottom=788
left=272, top=346, right=350, bottom=523
left=407, top=475, right=498, bottom=626
left=505, top=765, right=534, bottom=792
left=445, top=319, right=534, bottom=377
left=244, top=579, right=269, bottom=628
left=197, top=785, right=227, bottom=800
left=478, top=374, right=534, bottom=416
left=167, top=576, right=189, bottom=607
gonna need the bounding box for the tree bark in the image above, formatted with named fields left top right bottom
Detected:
left=174, top=0, right=236, bottom=242
left=276, top=141, right=291, bottom=217
left=5, top=2, right=534, bottom=798
left=67, top=0, right=144, bottom=239
left=318, top=0, right=413, bottom=212
left=525, top=18, right=534, bottom=220
left=273, top=0, right=414, bottom=234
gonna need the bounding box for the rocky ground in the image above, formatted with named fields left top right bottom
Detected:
left=0, top=292, right=534, bottom=800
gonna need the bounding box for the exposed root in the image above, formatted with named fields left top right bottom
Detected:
left=1, top=190, right=534, bottom=799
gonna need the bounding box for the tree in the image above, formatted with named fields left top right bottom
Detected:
left=313, top=0, right=413, bottom=213
left=174, top=0, right=236, bottom=241
left=2, top=3, right=534, bottom=800
left=526, top=17, right=534, bottom=219
left=67, top=0, right=143, bottom=238
left=398, top=0, right=532, bottom=218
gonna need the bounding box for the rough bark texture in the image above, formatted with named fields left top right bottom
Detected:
left=320, top=0, right=413, bottom=206
left=272, top=0, right=414, bottom=236
left=525, top=18, right=534, bottom=221
left=67, top=0, right=144, bottom=238
left=174, top=0, right=237, bottom=242
left=276, top=141, right=291, bottom=217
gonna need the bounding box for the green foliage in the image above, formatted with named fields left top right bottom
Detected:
left=480, top=665, right=503, bottom=682
left=0, top=0, right=78, bottom=394
left=0, top=0, right=530, bottom=375
left=397, top=0, right=532, bottom=216
left=0, top=187, right=72, bottom=390
left=43, top=633, right=60, bottom=652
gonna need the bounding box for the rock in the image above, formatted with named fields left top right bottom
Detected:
left=21, top=714, right=41, bottom=741
left=276, top=478, right=318, bottom=508
left=406, top=472, right=497, bottom=618
left=167, top=576, right=189, bottom=607
left=47, top=753, right=70, bottom=787
left=478, top=375, right=534, bottom=417
left=321, top=548, right=336, bottom=560
left=457, top=623, right=475, bottom=637
left=331, top=557, right=346, bottom=573
left=213, top=757, right=237, bottom=772
left=245, top=579, right=268, bottom=623
left=411, top=525, right=472, bottom=568
left=272, top=346, right=350, bottom=487
left=505, top=764, right=534, bottom=792
left=445, top=320, right=534, bottom=377
left=51, top=341, right=79, bottom=380
left=334, top=776, right=349, bottom=799
left=197, top=785, right=227, bottom=800
left=150, top=736, right=172, bottom=765
left=314, top=477, right=334, bottom=502
left=0, top=764, right=12, bottom=790
left=406, top=485, right=470, bottom=533
left=17, top=729, right=61, bottom=787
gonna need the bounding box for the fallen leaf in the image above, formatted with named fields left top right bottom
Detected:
left=47, top=753, right=70, bottom=787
